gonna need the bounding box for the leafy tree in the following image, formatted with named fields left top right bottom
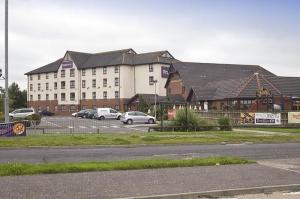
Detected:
left=7, top=82, right=27, bottom=111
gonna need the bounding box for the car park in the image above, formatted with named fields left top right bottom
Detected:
left=95, top=108, right=122, bottom=120
left=120, top=111, right=156, bottom=125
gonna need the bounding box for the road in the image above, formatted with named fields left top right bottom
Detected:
left=1, top=143, right=299, bottom=163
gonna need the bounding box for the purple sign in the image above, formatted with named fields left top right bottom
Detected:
left=61, top=60, right=73, bottom=69
left=0, top=122, right=26, bottom=137
left=161, top=66, right=169, bottom=78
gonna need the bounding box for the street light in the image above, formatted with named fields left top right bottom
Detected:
left=153, top=79, right=158, bottom=119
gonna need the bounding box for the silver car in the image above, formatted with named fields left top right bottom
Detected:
left=121, top=111, right=156, bottom=125
left=9, top=108, right=35, bottom=119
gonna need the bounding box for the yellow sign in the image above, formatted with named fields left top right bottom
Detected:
left=288, top=112, right=300, bottom=124
left=240, top=112, right=255, bottom=124
left=13, top=122, right=26, bottom=135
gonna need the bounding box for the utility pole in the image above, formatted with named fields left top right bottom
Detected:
left=4, top=0, right=9, bottom=122
left=153, top=80, right=158, bottom=119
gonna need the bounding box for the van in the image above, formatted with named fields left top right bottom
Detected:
left=95, top=108, right=121, bottom=120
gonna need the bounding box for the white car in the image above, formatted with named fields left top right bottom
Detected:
left=120, top=111, right=156, bottom=125
left=9, top=108, right=36, bottom=119
left=95, top=108, right=122, bottom=120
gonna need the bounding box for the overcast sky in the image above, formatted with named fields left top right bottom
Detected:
left=0, top=0, right=299, bottom=89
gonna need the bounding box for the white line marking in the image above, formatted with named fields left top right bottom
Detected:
left=68, top=126, right=73, bottom=129
left=79, top=126, right=86, bottom=129
left=283, top=192, right=300, bottom=195
left=111, top=125, right=119, bottom=128
left=91, top=126, right=97, bottom=129
left=128, top=128, right=146, bottom=132
left=46, top=121, right=61, bottom=127
left=101, top=126, right=109, bottom=128
left=258, top=161, right=300, bottom=174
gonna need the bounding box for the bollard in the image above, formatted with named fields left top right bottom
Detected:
left=97, top=128, right=100, bottom=134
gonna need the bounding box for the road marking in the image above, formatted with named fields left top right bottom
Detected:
left=258, top=161, right=300, bottom=174
left=79, top=126, right=86, bottom=129
left=111, top=125, right=119, bottom=128
left=283, top=192, right=300, bottom=195
left=91, top=126, right=97, bottom=129
left=101, top=126, right=109, bottom=128
left=68, top=126, right=73, bottom=129
left=127, top=127, right=147, bottom=132
left=46, top=121, right=61, bottom=127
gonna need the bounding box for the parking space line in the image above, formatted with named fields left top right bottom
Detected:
left=79, top=126, right=86, bottom=129
left=111, top=125, right=119, bottom=128
left=68, top=126, right=73, bottom=129
left=101, top=126, right=109, bottom=128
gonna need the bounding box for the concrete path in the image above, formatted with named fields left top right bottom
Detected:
left=0, top=164, right=300, bottom=199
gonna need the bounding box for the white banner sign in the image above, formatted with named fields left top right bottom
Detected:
left=255, top=113, right=281, bottom=125
left=288, top=112, right=300, bottom=124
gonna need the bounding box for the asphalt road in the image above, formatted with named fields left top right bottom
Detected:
left=1, top=143, right=299, bottom=163
left=28, top=116, right=151, bottom=134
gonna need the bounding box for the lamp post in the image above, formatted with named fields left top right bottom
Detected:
left=4, top=0, right=9, bottom=122
left=153, top=79, right=158, bottom=119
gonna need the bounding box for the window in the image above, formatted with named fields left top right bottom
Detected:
left=46, top=73, right=49, bottom=79
left=82, top=69, right=85, bottom=76
left=182, top=86, right=185, bottom=94
left=92, top=92, right=96, bottom=100
left=92, top=68, right=96, bottom=75
left=103, top=67, right=107, bottom=74
left=30, top=95, right=33, bottom=101
left=82, top=80, right=86, bottom=88
left=38, top=94, right=41, bottom=100
left=54, top=82, right=57, bottom=90
left=54, top=93, right=57, bottom=100
left=38, top=83, right=41, bottom=91
left=61, top=70, right=65, bottom=78
left=54, top=73, right=57, bottom=78
left=114, top=77, right=119, bottom=86
left=61, top=81, right=66, bottom=89
left=61, top=93, right=66, bottom=101
left=114, top=66, right=119, bottom=73
left=103, top=91, right=107, bottom=99
left=30, top=75, right=33, bottom=81
left=103, top=78, right=107, bottom=87
left=70, top=93, right=75, bottom=101
left=149, top=76, right=154, bottom=85
left=115, top=91, right=119, bottom=99
left=30, top=84, right=33, bottom=91
left=70, top=80, right=75, bottom=89
left=38, top=74, right=41, bottom=80
left=46, top=94, right=49, bottom=100
left=70, top=69, right=75, bottom=77
left=46, top=83, right=49, bottom=90
left=61, top=105, right=66, bottom=112
left=149, top=64, right=153, bottom=72
left=92, top=79, right=96, bottom=88
left=70, top=105, right=77, bottom=112
left=82, top=92, right=86, bottom=100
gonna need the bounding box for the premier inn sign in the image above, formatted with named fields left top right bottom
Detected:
left=61, top=60, right=73, bottom=69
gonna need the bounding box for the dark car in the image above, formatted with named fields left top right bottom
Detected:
left=86, top=109, right=97, bottom=119
left=39, top=110, right=55, bottom=116
left=76, top=109, right=93, bottom=118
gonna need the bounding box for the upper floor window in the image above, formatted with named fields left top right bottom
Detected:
left=61, top=93, right=66, bottom=101
left=61, top=81, right=66, bottom=89
left=82, top=69, right=86, bottom=76
left=70, top=69, right=75, bottom=77
left=38, top=74, right=41, bottom=80
left=30, top=95, right=33, bottom=101
left=54, top=73, right=57, bottom=78
left=38, top=94, right=41, bottom=100
left=54, top=82, right=57, bottom=90
left=30, top=84, right=33, bottom=91
left=114, top=66, right=119, bottom=73
left=103, top=91, right=107, bottom=99
left=54, top=93, right=57, bottom=100
left=30, top=75, right=33, bottom=81
left=82, top=80, right=86, bottom=88
left=70, top=93, right=75, bottom=101
left=149, top=64, right=153, bottom=72
left=149, top=76, right=154, bottom=85
left=103, top=67, right=107, bottom=74
left=115, top=91, right=119, bottom=99
left=103, top=78, right=107, bottom=87
left=114, top=77, right=119, bottom=86
left=70, top=80, right=75, bottom=89
left=38, top=83, right=41, bottom=91
left=46, top=83, right=49, bottom=90
left=61, top=70, right=65, bottom=78
left=46, top=73, right=49, bottom=79
left=92, top=68, right=96, bottom=75
left=46, top=94, right=49, bottom=100
left=92, top=79, right=96, bottom=88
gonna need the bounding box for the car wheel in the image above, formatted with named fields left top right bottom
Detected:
left=148, top=119, right=154, bottom=124
left=100, top=116, right=105, bottom=120
left=117, top=115, right=121, bottom=120
left=127, top=119, right=133, bottom=125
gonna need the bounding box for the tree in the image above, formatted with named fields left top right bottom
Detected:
left=8, top=82, right=27, bottom=111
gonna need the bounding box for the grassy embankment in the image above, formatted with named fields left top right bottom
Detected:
left=0, top=156, right=253, bottom=176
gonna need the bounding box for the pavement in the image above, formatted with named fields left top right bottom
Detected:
left=0, top=143, right=299, bottom=163
left=0, top=164, right=300, bottom=199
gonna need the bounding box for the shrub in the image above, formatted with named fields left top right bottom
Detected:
left=218, top=117, right=232, bottom=131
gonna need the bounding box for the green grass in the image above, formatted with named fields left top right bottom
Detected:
left=0, top=156, right=253, bottom=176
left=239, top=128, right=300, bottom=133
left=0, top=130, right=299, bottom=148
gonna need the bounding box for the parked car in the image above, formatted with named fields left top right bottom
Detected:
left=87, top=109, right=97, bottom=119
left=39, top=110, right=55, bottom=116
left=120, top=111, right=156, bottom=125
left=95, top=108, right=122, bottom=120
left=71, top=112, right=78, bottom=117
left=75, top=109, right=92, bottom=118
left=9, top=108, right=35, bottom=120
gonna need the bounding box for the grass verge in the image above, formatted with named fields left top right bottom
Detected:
left=238, top=128, right=300, bottom=133
left=0, top=130, right=300, bottom=147
left=0, top=156, right=253, bottom=176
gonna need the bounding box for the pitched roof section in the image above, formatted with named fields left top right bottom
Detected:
left=25, top=49, right=176, bottom=74
left=169, top=62, right=275, bottom=91
left=268, top=76, right=300, bottom=97
left=24, top=58, right=63, bottom=75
